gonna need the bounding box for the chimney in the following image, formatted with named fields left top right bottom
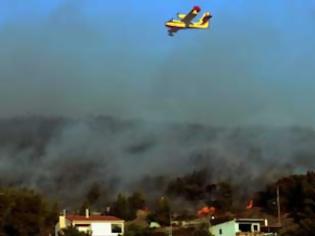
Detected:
left=85, top=208, right=90, bottom=218
left=106, top=206, right=111, bottom=214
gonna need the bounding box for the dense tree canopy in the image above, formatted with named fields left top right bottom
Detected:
left=166, top=169, right=233, bottom=212
left=3, top=172, right=315, bottom=235
left=0, top=187, right=58, bottom=236
left=256, top=172, right=315, bottom=236
left=110, top=192, right=146, bottom=221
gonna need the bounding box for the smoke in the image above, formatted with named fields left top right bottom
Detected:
left=1, top=1, right=315, bottom=207
left=0, top=1, right=315, bottom=125
left=0, top=116, right=315, bottom=207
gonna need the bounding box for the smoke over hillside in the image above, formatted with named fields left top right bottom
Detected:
left=1, top=1, right=315, bottom=126
left=0, top=116, right=315, bottom=206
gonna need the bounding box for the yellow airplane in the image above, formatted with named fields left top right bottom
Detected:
left=165, top=6, right=212, bottom=36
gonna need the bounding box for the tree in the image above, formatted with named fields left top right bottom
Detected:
left=0, top=187, right=58, bottom=236
left=166, top=169, right=208, bottom=202
left=148, top=196, right=171, bottom=226
left=211, top=182, right=233, bottom=212
left=124, top=224, right=151, bottom=236
left=193, top=228, right=210, bottom=236
left=79, top=182, right=102, bottom=213
left=255, top=172, right=315, bottom=236
left=110, top=192, right=146, bottom=221
left=127, top=192, right=146, bottom=219
left=110, top=193, right=130, bottom=220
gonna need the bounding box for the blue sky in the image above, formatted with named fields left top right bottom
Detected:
left=1, top=0, right=315, bottom=126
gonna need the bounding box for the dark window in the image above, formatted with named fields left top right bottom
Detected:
left=219, top=229, right=222, bottom=235
left=253, top=225, right=258, bottom=231
left=74, top=224, right=90, bottom=227
left=239, top=223, right=252, bottom=232
left=111, top=224, right=122, bottom=233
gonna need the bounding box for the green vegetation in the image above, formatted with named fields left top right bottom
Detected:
left=256, top=171, right=315, bottom=236
left=166, top=169, right=233, bottom=212
left=3, top=172, right=315, bottom=235
left=110, top=192, right=146, bottom=221
left=166, top=169, right=209, bottom=202
left=147, top=196, right=171, bottom=226
left=79, top=183, right=103, bottom=215
left=0, top=187, right=58, bottom=236
left=59, top=226, right=91, bottom=236
left=124, top=224, right=153, bottom=236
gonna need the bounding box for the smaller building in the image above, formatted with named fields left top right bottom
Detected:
left=55, top=209, right=124, bottom=236
left=209, top=218, right=277, bottom=236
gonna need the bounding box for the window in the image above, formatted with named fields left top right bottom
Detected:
left=219, top=229, right=222, bottom=235
left=239, top=223, right=252, bottom=232
left=253, top=225, right=258, bottom=231
left=111, top=224, right=122, bottom=233
left=74, top=224, right=90, bottom=227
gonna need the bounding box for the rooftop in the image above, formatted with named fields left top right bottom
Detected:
left=210, top=217, right=266, bottom=226
left=66, top=214, right=123, bottom=222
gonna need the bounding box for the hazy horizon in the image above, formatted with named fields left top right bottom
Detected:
left=1, top=0, right=315, bottom=126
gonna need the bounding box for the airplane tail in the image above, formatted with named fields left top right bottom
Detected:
left=191, top=6, right=201, bottom=14
left=199, top=12, right=212, bottom=26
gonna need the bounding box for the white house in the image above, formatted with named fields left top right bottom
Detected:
left=209, top=218, right=276, bottom=236
left=55, top=209, right=124, bottom=236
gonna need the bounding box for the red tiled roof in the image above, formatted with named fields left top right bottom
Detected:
left=66, top=215, right=123, bottom=222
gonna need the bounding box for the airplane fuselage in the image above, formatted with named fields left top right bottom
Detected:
left=165, top=21, right=209, bottom=29
left=165, top=6, right=212, bottom=36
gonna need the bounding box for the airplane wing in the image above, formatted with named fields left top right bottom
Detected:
left=179, top=6, right=201, bottom=25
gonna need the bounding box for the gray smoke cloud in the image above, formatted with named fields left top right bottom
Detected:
left=1, top=1, right=315, bottom=207
left=0, top=116, right=314, bottom=207
left=0, top=1, right=315, bottom=125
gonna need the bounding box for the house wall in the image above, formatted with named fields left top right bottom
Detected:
left=91, top=223, right=111, bottom=236
left=55, top=216, right=71, bottom=236
left=253, top=223, right=260, bottom=232
left=210, top=220, right=265, bottom=236
left=59, top=216, right=66, bottom=228
left=209, top=220, right=236, bottom=236
left=74, top=221, right=124, bottom=236
left=55, top=219, right=124, bottom=236
left=77, top=225, right=92, bottom=234
left=90, top=222, right=124, bottom=236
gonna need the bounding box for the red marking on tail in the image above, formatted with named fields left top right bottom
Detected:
left=193, top=6, right=201, bottom=12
